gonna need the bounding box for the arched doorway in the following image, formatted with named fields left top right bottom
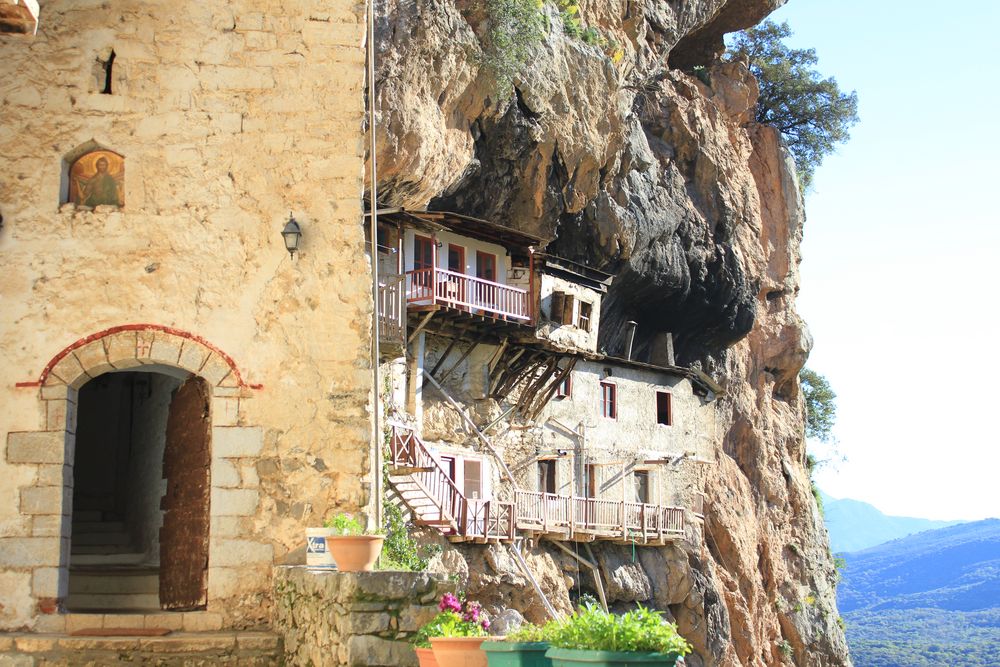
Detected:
left=67, top=368, right=211, bottom=612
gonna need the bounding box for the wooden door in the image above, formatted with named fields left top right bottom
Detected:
left=159, top=377, right=211, bottom=611
left=447, top=244, right=466, bottom=306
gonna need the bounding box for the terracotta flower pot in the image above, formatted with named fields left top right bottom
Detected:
left=430, top=636, right=489, bottom=667
left=416, top=646, right=441, bottom=667
left=324, top=535, right=384, bottom=572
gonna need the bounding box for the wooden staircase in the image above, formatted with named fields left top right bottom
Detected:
left=387, top=424, right=515, bottom=543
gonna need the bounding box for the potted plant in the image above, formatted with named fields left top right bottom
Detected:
left=482, top=622, right=552, bottom=667
left=415, top=593, right=491, bottom=667
left=321, top=513, right=384, bottom=572
left=544, top=605, right=691, bottom=667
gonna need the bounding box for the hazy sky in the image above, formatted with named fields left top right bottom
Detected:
left=766, top=0, right=1000, bottom=520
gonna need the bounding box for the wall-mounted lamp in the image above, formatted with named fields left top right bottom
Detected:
left=281, top=213, right=302, bottom=258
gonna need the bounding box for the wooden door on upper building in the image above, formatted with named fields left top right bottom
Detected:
left=160, top=376, right=211, bottom=611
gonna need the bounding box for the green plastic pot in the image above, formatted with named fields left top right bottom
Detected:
left=482, top=641, right=552, bottom=667
left=544, top=648, right=681, bottom=667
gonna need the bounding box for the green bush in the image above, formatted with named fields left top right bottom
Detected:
left=544, top=605, right=692, bottom=655
left=379, top=500, right=439, bottom=571
left=505, top=622, right=549, bottom=642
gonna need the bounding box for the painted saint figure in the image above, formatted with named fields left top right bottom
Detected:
left=69, top=150, right=124, bottom=207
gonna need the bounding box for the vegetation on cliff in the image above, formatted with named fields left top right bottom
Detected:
left=728, top=20, right=859, bottom=188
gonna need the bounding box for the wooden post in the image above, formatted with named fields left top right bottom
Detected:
left=528, top=246, right=536, bottom=324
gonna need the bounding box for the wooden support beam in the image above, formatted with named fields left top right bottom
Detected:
left=438, top=333, right=487, bottom=383
left=429, top=326, right=467, bottom=377
left=407, top=311, right=436, bottom=345
left=527, top=357, right=579, bottom=421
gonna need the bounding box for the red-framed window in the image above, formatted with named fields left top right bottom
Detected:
left=476, top=251, right=497, bottom=282
left=600, top=381, right=617, bottom=419
left=656, top=391, right=672, bottom=426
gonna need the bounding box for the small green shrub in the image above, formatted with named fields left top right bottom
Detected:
left=505, top=622, right=549, bottom=643
left=544, top=604, right=692, bottom=655
left=324, top=513, right=365, bottom=535
left=778, top=639, right=793, bottom=658
left=379, top=500, right=439, bottom=571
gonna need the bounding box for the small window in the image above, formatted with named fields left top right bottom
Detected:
left=538, top=459, right=556, bottom=494
left=464, top=459, right=483, bottom=500
left=556, top=374, right=572, bottom=398
left=600, top=381, right=616, bottom=419
left=634, top=470, right=650, bottom=504
left=578, top=302, right=592, bottom=332
left=656, top=391, right=672, bottom=426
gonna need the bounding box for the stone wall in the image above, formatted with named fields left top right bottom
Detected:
left=0, top=0, right=371, bottom=631
left=272, top=567, right=447, bottom=667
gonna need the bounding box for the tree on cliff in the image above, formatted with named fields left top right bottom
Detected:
left=801, top=368, right=837, bottom=441
left=727, top=20, right=859, bottom=188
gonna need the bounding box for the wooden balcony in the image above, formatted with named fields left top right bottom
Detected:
left=406, top=267, right=531, bottom=323
left=514, top=490, right=685, bottom=545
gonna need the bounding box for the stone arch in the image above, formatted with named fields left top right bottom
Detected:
left=30, top=323, right=259, bottom=391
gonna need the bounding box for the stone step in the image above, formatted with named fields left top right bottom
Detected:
left=69, top=571, right=159, bottom=595
left=71, top=531, right=133, bottom=547
left=71, top=552, right=147, bottom=566
left=71, top=543, right=141, bottom=555
left=0, top=631, right=282, bottom=666
left=65, top=592, right=160, bottom=611
left=72, top=521, right=126, bottom=533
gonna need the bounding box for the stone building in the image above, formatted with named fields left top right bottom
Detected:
left=0, top=0, right=372, bottom=633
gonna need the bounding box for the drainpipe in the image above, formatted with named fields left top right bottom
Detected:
left=367, top=0, right=382, bottom=531
left=624, top=320, right=638, bottom=360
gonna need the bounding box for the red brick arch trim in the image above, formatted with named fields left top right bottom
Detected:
left=15, top=323, right=263, bottom=389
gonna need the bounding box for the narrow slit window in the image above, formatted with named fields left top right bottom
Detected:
left=656, top=391, right=672, bottom=426
left=600, top=381, right=616, bottom=419
left=102, top=50, right=116, bottom=94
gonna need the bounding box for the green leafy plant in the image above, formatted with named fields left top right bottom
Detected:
left=778, top=639, right=793, bottom=658
left=800, top=369, right=837, bottom=442
left=544, top=604, right=691, bottom=655
left=481, top=0, right=546, bottom=95
left=414, top=593, right=491, bottom=648
left=504, top=622, right=549, bottom=643
left=379, top=500, right=439, bottom=571
left=324, top=513, right=381, bottom=536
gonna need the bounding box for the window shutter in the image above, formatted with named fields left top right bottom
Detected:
left=562, top=294, right=575, bottom=325
left=551, top=291, right=565, bottom=323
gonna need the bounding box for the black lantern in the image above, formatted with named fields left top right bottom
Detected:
left=281, top=213, right=302, bottom=258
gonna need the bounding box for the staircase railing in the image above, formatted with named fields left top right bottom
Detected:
left=388, top=424, right=515, bottom=540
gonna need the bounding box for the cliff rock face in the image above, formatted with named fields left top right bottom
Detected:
left=372, top=1, right=850, bottom=665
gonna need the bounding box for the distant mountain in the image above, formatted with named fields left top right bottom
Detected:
left=821, top=491, right=963, bottom=553
left=838, top=518, right=1000, bottom=614
left=838, top=519, right=1000, bottom=666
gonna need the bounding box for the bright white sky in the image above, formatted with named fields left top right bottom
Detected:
left=766, top=0, right=1000, bottom=520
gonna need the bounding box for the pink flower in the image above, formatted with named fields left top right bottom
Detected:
left=439, top=593, right=462, bottom=613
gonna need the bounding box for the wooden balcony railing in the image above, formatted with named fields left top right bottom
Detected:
left=378, top=274, right=405, bottom=344
left=406, top=267, right=530, bottom=322
left=515, top=490, right=685, bottom=542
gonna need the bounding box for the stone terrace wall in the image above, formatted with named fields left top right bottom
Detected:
left=272, top=567, right=447, bottom=667
left=0, top=0, right=371, bottom=631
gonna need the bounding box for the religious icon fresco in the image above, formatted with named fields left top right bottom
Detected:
left=69, top=150, right=124, bottom=207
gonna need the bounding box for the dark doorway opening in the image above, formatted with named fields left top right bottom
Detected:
left=68, top=371, right=210, bottom=612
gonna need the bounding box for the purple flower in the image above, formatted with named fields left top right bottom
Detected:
left=439, top=593, right=462, bottom=613
left=481, top=618, right=491, bottom=631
